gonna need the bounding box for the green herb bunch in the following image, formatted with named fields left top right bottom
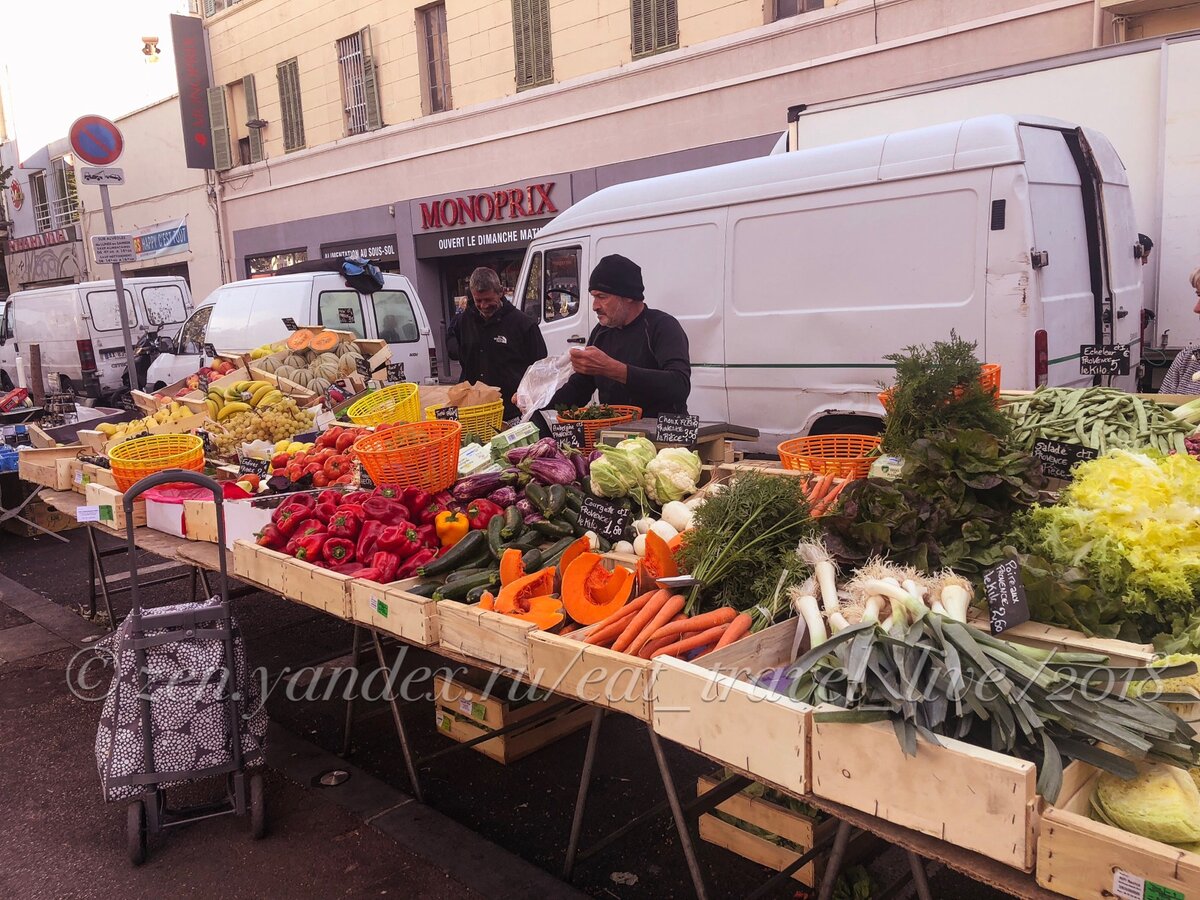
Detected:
left=881, top=332, right=1011, bottom=454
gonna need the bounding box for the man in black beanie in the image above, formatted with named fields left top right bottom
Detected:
left=549, top=254, right=691, bottom=417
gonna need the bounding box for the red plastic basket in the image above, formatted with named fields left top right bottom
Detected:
left=351, top=421, right=461, bottom=492
left=556, top=405, right=642, bottom=451
left=879, top=363, right=1001, bottom=411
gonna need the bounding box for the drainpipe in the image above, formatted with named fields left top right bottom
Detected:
left=1092, top=0, right=1104, bottom=47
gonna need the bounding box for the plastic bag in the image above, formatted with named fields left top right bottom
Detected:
left=514, top=354, right=575, bottom=423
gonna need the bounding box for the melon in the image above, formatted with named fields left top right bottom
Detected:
left=313, top=362, right=339, bottom=382
left=275, top=365, right=297, bottom=381
left=286, top=330, right=312, bottom=352
left=315, top=352, right=340, bottom=367
left=310, top=377, right=332, bottom=394
left=283, top=354, right=307, bottom=370
left=291, top=370, right=314, bottom=388
left=338, top=354, right=363, bottom=377
left=334, top=341, right=359, bottom=358
left=256, top=356, right=282, bottom=374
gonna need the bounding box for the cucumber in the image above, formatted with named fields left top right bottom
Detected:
left=545, top=485, right=567, bottom=517
left=487, top=515, right=507, bottom=559
left=404, top=581, right=439, bottom=598
left=434, top=569, right=499, bottom=601
left=420, top=530, right=488, bottom=578
left=499, top=505, right=524, bottom=541
left=532, top=519, right=574, bottom=539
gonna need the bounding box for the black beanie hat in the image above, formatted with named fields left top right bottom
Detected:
left=588, top=254, right=644, bottom=302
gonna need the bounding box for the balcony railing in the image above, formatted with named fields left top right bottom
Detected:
left=50, top=195, right=80, bottom=228
left=33, top=200, right=52, bottom=233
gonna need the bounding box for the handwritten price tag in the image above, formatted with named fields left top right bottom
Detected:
left=655, top=413, right=700, bottom=445
left=577, top=497, right=632, bottom=541
left=983, top=559, right=1030, bottom=636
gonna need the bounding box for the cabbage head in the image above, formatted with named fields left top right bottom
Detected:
left=1093, top=764, right=1200, bottom=845
left=589, top=436, right=655, bottom=501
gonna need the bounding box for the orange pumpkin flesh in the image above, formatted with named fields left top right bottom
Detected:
left=556, top=537, right=591, bottom=580
left=286, top=330, right=312, bottom=352
left=499, top=548, right=526, bottom=587
left=638, top=530, right=679, bottom=592
left=478, top=591, right=495, bottom=611
left=310, top=331, right=339, bottom=352
left=562, top=553, right=635, bottom=625
left=507, top=595, right=565, bottom=630
left=494, top=567, right=556, bottom=614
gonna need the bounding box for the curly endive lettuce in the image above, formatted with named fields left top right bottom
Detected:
left=1020, top=450, right=1200, bottom=646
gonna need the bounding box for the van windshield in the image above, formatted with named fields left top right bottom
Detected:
left=142, top=285, right=189, bottom=327
left=86, top=289, right=140, bottom=332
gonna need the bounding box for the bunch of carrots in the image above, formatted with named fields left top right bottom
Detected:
left=579, top=589, right=753, bottom=660
left=802, top=472, right=851, bottom=517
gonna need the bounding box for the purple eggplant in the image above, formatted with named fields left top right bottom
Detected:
left=570, top=450, right=589, bottom=482
left=506, top=437, right=560, bottom=464
left=526, top=456, right=578, bottom=486
left=515, top=497, right=536, bottom=519
left=523, top=512, right=546, bottom=525
left=450, top=470, right=513, bottom=502
left=487, top=486, right=519, bottom=508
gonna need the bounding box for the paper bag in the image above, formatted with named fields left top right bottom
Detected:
left=447, top=381, right=502, bottom=408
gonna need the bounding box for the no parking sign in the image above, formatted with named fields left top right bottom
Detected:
left=69, top=115, right=124, bottom=166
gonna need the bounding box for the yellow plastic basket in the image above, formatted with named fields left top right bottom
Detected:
left=346, top=383, right=421, bottom=427
left=352, top=421, right=461, bottom=492
left=107, top=434, right=206, bottom=492
left=424, top=400, right=505, bottom=441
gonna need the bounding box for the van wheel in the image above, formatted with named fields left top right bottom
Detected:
left=0, top=371, right=12, bottom=392
left=808, top=415, right=883, bottom=437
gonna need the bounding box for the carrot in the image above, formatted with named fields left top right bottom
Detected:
left=583, top=591, right=655, bottom=645
left=628, top=594, right=686, bottom=656
left=650, top=623, right=729, bottom=659
left=647, top=606, right=737, bottom=643
left=713, top=612, right=753, bottom=650
left=808, top=471, right=835, bottom=504
left=612, top=589, right=672, bottom=654
left=813, top=478, right=851, bottom=517
left=560, top=623, right=579, bottom=635
left=637, top=614, right=686, bottom=659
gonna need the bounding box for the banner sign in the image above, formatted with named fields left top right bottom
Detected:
left=132, top=217, right=189, bottom=260
left=170, top=14, right=215, bottom=170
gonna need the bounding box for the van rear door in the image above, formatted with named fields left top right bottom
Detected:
left=84, top=287, right=142, bottom=392
left=364, top=282, right=433, bottom=384
left=521, top=242, right=589, bottom=360
left=136, top=281, right=192, bottom=339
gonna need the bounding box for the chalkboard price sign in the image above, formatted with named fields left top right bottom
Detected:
left=355, top=355, right=371, bottom=377
left=386, top=363, right=406, bottom=384
left=655, top=413, right=701, bottom=445
left=982, top=559, right=1030, bottom=636
left=550, top=421, right=585, bottom=448
left=281, top=317, right=299, bottom=331
left=202, top=343, right=218, bottom=360
left=435, top=406, right=460, bottom=421
left=356, top=461, right=375, bottom=490
left=1031, top=438, right=1099, bottom=481
left=197, top=374, right=210, bottom=393
left=197, top=429, right=217, bottom=457
left=577, top=497, right=633, bottom=542
left=1080, top=344, right=1131, bottom=376
left=238, top=456, right=271, bottom=478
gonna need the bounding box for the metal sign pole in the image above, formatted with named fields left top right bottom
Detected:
left=98, top=183, right=138, bottom=393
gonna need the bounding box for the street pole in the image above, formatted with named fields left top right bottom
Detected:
left=98, top=183, right=138, bottom=394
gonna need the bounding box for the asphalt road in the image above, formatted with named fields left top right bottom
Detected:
left=0, top=524, right=1008, bottom=899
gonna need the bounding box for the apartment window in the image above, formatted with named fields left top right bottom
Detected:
left=337, top=28, right=383, bottom=135
left=277, top=58, right=306, bottom=151
left=50, top=157, right=80, bottom=226
left=419, top=4, right=452, bottom=114
left=29, top=172, right=51, bottom=233
left=631, top=0, right=677, bottom=59
left=512, top=0, right=553, bottom=90
left=774, top=0, right=823, bottom=19
left=202, top=0, right=240, bottom=16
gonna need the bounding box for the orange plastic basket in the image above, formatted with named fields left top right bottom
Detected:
left=352, top=421, right=461, bottom=492
left=107, top=434, right=206, bottom=492
left=878, top=363, right=1002, bottom=411
left=347, top=383, right=421, bottom=427
left=556, top=405, right=642, bottom=451
left=424, top=400, right=505, bottom=441
left=778, top=434, right=882, bottom=480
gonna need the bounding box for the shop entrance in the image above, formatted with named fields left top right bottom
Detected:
left=438, top=250, right=525, bottom=321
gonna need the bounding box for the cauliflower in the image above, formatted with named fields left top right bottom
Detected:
left=643, top=447, right=702, bottom=504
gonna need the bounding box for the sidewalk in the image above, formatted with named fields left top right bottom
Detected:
left=0, top=570, right=577, bottom=900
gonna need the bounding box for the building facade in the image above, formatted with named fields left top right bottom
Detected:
left=196, top=0, right=1200, bottom=366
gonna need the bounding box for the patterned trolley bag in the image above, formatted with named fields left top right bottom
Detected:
left=91, top=470, right=268, bottom=864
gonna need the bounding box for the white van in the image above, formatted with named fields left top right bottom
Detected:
left=0, top=277, right=193, bottom=399
left=147, top=265, right=437, bottom=389
left=516, top=115, right=1143, bottom=448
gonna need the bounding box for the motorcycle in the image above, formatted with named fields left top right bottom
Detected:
left=108, top=330, right=176, bottom=409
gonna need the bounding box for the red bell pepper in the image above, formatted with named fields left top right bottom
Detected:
left=323, top=537, right=356, bottom=566
left=324, top=455, right=352, bottom=479
left=356, top=519, right=386, bottom=563
left=397, top=547, right=438, bottom=580
left=286, top=492, right=317, bottom=511
left=328, top=506, right=363, bottom=539
left=376, top=521, right=421, bottom=557
left=255, top=523, right=284, bottom=549
left=465, top=498, right=503, bottom=530
left=343, top=491, right=373, bottom=506
left=414, top=496, right=442, bottom=526
left=400, top=487, right=431, bottom=513
left=362, top=495, right=410, bottom=526
left=286, top=521, right=324, bottom=555
left=273, top=501, right=311, bottom=535
left=312, top=500, right=339, bottom=524
left=371, top=550, right=401, bottom=583
left=372, top=485, right=401, bottom=500
left=317, top=489, right=343, bottom=507
left=355, top=567, right=384, bottom=583
left=294, top=533, right=328, bottom=563
left=331, top=562, right=365, bottom=576
left=416, top=523, right=439, bottom=549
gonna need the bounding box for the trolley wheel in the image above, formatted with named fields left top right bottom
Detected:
left=249, top=773, right=266, bottom=840
left=126, top=800, right=147, bottom=865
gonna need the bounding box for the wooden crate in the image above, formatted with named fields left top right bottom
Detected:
left=350, top=577, right=439, bottom=646
left=696, top=774, right=834, bottom=886
left=810, top=710, right=1038, bottom=871
left=652, top=618, right=812, bottom=796
left=436, top=599, right=537, bottom=672
left=18, top=446, right=81, bottom=490
left=966, top=612, right=1155, bottom=665
left=1038, top=761, right=1200, bottom=899
left=432, top=672, right=591, bottom=764
left=528, top=623, right=657, bottom=722
left=232, top=540, right=351, bottom=618
left=68, top=459, right=87, bottom=494
left=82, top=463, right=118, bottom=490
left=78, top=412, right=210, bottom=456
left=84, top=483, right=147, bottom=533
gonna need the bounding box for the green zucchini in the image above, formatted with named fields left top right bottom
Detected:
left=520, top=548, right=543, bottom=571
left=465, top=585, right=493, bottom=605
left=539, top=536, right=577, bottom=569
left=420, top=530, right=488, bottom=578
left=404, top=581, right=440, bottom=598
left=486, top=515, right=507, bottom=559
left=434, top=569, right=500, bottom=601
left=445, top=566, right=492, bottom=584
left=505, top=531, right=541, bottom=552
left=560, top=507, right=583, bottom=536
left=532, top=518, right=574, bottom=539
left=563, top=487, right=584, bottom=512
left=596, top=535, right=612, bottom=552
left=545, top=485, right=568, bottom=517
left=499, top=505, right=524, bottom=541
left=525, top=483, right=552, bottom=517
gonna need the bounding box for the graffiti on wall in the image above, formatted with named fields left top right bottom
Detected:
left=6, top=241, right=87, bottom=288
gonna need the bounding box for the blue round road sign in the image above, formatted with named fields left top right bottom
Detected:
left=69, top=115, right=124, bottom=166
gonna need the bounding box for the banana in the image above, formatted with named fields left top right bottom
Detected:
left=96, top=423, right=118, bottom=437
left=255, top=389, right=283, bottom=409
left=248, top=383, right=273, bottom=407
left=205, top=399, right=219, bottom=419
left=217, top=401, right=252, bottom=421
left=207, top=390, right=225, bottom=408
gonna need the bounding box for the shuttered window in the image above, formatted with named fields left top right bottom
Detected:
left=419, top=4, right=452, bottom=114
left=337, top=27, right=383, bottom=135
left=277, top=58, right=306, bottom=152
left=243, top=73, right=264, bottom=162
left=206, top=86, right=233, bottom=171
left=631, top=0, right=677, bottom=59
left=512, top=0, right=553, bottom=90
left=774, top=0, right=823, bottom=19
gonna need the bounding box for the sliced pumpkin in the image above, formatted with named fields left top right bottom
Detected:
left=494, top=567, right=556, bottom=614
left=310, top=330, right=339, bottom=353
left=556, top=536, right=592, bottom=580
left=562, top=552, right=635, bottom=625
left=478, top=590, right=495, bottom=611
left=507, top=595, right=565, bottom=630
left=638, top=530, right=680, bottom=592
left=499, top=548, right=526, bottom=587
left=286, top=330, right=313, bottom=352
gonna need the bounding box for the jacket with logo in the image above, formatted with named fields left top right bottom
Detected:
left=448, top=300, right=547, bottom=419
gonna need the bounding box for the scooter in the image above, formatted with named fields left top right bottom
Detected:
left=109, top=331, right=175, bottom=408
